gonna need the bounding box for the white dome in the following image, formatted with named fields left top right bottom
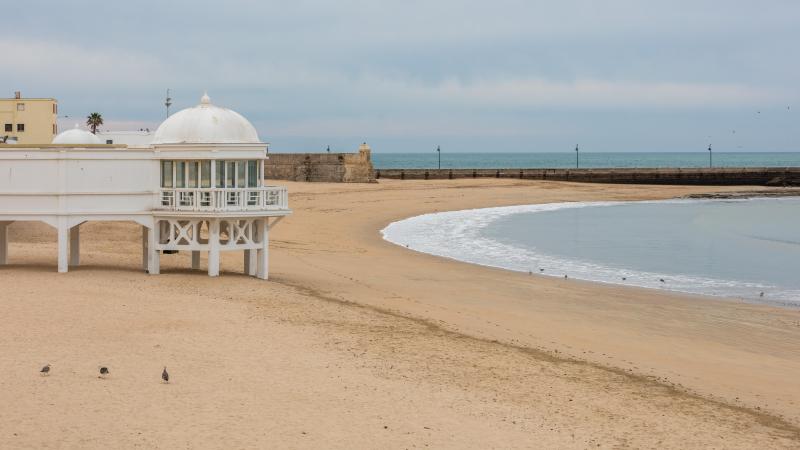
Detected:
left=152, top=93, right=260, bottom=144
left=52, top=125, right=104, bottom=145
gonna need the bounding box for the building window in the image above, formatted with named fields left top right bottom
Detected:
left=4, top=124, right=10, bottom=132
left=106, top=140, right=113, bottom=144
left=247, top=161, right=258, bottom=187
left=226, top=161, right=238, bottom=188
left=161, top=161, right=174, bottom=188
left=17, top=124, right=25, bottom=132
left=53, top=104, right=58, bottom=114
left=17, top=103, right=25, bottom=111
left=53, top=124, right=57, bottom=135
left=175, top=161, right=186, bottom=188
left=216, top=160, right=225, bottom=188
left=200, top=161, right=211, bottom=188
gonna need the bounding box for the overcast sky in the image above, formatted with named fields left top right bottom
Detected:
left=3, top=0, right=798, bottom=152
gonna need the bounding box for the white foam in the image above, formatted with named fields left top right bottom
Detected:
left=381, top=200, right=800, bottom=308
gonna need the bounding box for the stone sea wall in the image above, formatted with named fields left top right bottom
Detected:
left=373, top=167, right=800, bottom=186
left=265, top=144, right=375, bottom=183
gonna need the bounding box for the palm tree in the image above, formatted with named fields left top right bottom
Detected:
left=86, top=113, right=104, bottom=134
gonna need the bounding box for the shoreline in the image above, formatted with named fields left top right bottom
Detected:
left=3, top=179, right=800, bottom=448
left=380, top=194, right=800, bottom=308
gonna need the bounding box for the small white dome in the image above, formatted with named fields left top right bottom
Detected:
left=152, top=93, right=260, bottom=144
left=52, top=124, right=104, bottom=145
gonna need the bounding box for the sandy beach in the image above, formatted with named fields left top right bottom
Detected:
left=2, top=178, right=799, bottom=448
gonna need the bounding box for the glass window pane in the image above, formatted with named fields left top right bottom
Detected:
left=188, top=161, right=198, bottom=188
left=226, top=161, right=236, bottom=188
left=176, top=161, right=186, bottom=188
left=216, top=160, right=225, bottom=187
left=247, top=161, right=258, bottom=187
left=161, top=161, right=173, bottom=188
left=225, top=161, right=236, bottom=188
left=201, top=161, right=211, bottom=188
left=237, top=161, right=246, bottom=188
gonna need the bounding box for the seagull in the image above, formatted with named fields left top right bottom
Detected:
left=99, top=367, right=109, bottom=378
left=40, top=364, right=50, bottom=376
left=162, top=367, right=169, bottom=384
left=760, top=292, right=765, bottom=298
left=622, top=277, right=627, bottom=281
left=564, top=275, right=568, bottom=279
left=539, top=268, right=545, bottom=273
left=659, top=278, right=665, bottom=283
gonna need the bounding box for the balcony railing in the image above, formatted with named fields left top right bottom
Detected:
left=158, top=187, right=289, bottom=212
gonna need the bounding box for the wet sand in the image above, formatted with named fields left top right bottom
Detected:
left=1, top=179, right=799, bottom=448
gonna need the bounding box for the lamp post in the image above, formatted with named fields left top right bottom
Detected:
left=708, top=144, right=712, bottom=168
left=165, top=88, right=172, bottom=119
left=437, top=145, right=441, bottom=170
left=575, top=144, right=579, bottom=169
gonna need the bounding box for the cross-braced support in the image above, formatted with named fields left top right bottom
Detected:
left=149, top=216, right=281, bottom=279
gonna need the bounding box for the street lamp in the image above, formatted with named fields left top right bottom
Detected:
left=437, top=145, right=441, bottom=170
left=708, top=144, right=712, bottom=168
left=165, top=88, right=172, bottom=119
left=575, top=144, right=579, bottom=169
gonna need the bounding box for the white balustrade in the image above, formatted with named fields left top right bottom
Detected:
left=158, top=187, right=289, bottom=212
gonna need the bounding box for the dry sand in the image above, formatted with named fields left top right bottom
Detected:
left=1, top=179, right=799, bottom=449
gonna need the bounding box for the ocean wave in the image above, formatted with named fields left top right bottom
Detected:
left=381, top=200, right=800, bottom=308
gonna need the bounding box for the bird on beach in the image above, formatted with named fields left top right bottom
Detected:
left=760, top=292, right=765, bottom=298
left=622, top=277, right=627, bottom=281
left=564, top=275, right=568, bottom=279
left=539, top=268, right=545, bottom=273
left=40, top=364, right=50, bottom=376
left=659, top=278, right=666, bottom=283
left=99, top=367, right=109, bottom=378
left=162, top=367, right=169, bottom=384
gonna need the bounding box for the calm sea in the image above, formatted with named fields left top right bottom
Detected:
left=382, top=197, right=800, bottom=307
left=372, top=152, right=800, bottom=169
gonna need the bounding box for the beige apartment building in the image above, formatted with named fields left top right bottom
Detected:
left=0, top=91, right=58, bottom=144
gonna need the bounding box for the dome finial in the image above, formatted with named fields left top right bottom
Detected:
left=200, top=91, right=211, bottom=105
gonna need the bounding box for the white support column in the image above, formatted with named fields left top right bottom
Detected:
left=0, top=222, right=9, bottom=265
left=256, top=218, right=269, bottom=280
left=69, top=225, right=80, bottom=267
left=141, top=225, right=148, bottom=271
left=148, top=223, right=160, bottom=275
left=244, top=249, right=257, bottom=276
left=208, top=219, right=220, bottom=277
left=57, top=219, right=69, bottom=273
left=192, top=251, right=201, bottom=270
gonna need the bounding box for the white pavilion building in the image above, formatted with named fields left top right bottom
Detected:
left=0, top=93, right=290, bottom=279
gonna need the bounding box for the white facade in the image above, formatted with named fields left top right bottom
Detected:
left=0, top=94, right=290, bottom=279
left=96, top=130, right=154, bottom=146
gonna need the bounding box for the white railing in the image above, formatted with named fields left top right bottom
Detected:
left=158, top=187, right=289, bottom=212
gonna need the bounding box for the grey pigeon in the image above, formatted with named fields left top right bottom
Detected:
left=162, top=367, right=169, bottom=383
left=40, top=364, right=50, bottom=376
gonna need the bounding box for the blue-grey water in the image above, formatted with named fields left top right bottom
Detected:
left=382, top=197, right=800, bottom=307
left=372, top=152, right=800, bottom=169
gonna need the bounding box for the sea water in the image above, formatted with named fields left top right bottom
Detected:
left=372, top=152, right=800, bottom=169
left=381, top=197, right=800, bottom=307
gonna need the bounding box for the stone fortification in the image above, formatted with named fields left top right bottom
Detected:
left=265, top=143, right=375, bottom=183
